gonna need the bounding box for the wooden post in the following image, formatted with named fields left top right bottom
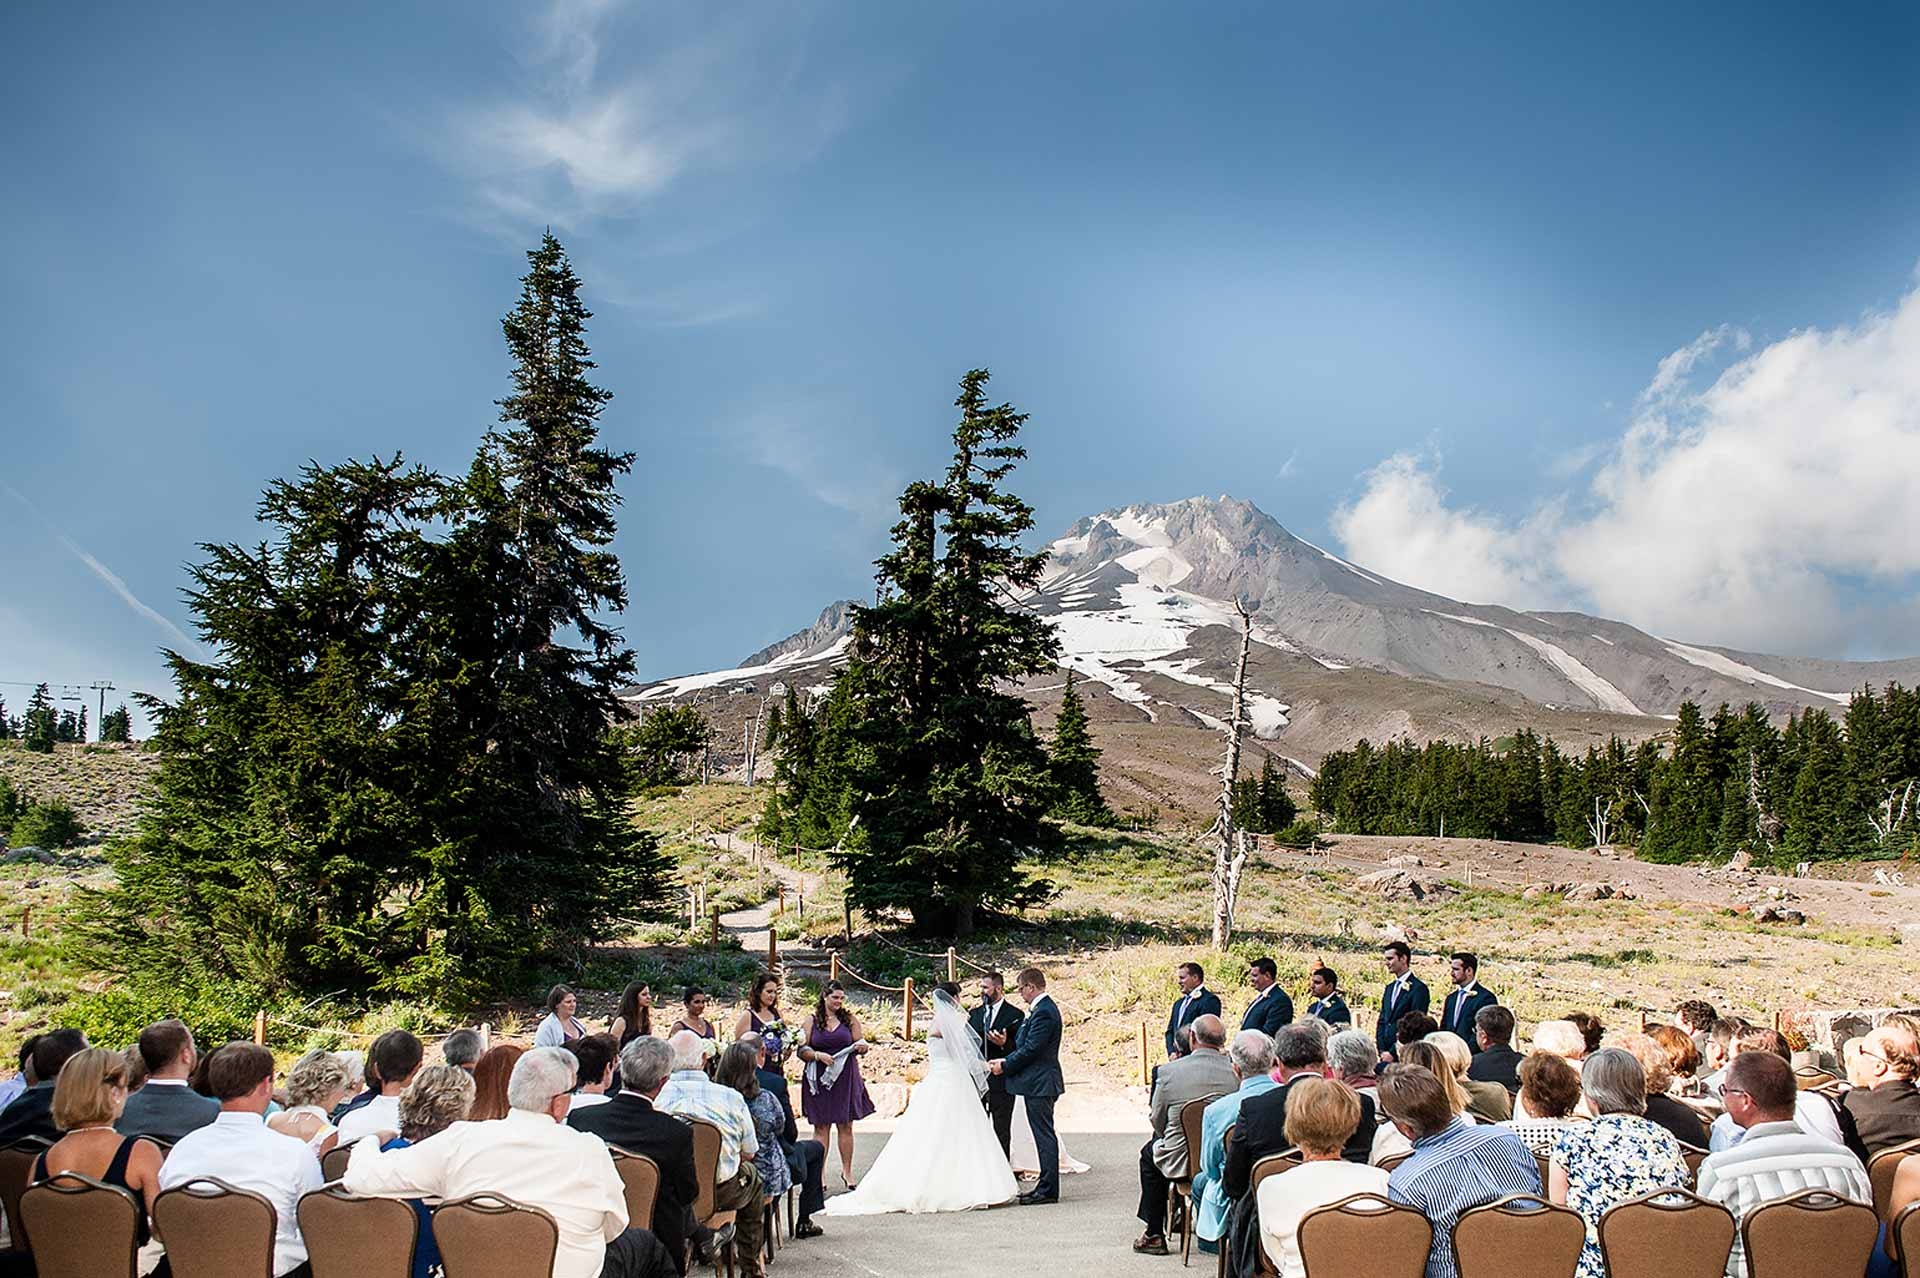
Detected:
left=709, top=907, right=720, bottom=954
left=904, top=978, right=915, bottom=1040
left=253, top=1010, right=268, bottom=1046
left=1773, top=1010, right=1782, bottom=1032
left=18, top=906, right=28, bottom=937
left=768, top=927, right=778, bottom=970
left=1139, top=1021, right=1149, bottom=1086
left=777, top=885, right=786, bottom=917
left=830, top=952, right=841, bottom=983
left=843, top=896, right=854, bottom=948
left=947, top=947, right=958, bottom=984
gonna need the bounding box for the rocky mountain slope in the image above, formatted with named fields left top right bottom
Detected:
left=624, top=496, right=1920, bottom=821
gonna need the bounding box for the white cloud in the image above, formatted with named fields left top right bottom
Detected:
left=53, top=536, right=199, bottom=652
left=737, top=409, right=901, bottom=523
left=1332, top=278, right=1920, bottom=655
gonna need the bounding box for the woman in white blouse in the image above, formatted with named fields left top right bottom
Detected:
left=533, top=984, right=588, bottom=1047
left=1258, top=1077, right=1391, bottom=1278
left=267, top=1049, right=350, bottom=1153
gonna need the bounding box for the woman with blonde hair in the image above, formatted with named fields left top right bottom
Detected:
left=381, top=1064, right=476, bottom=1278
left=1398, top=1040, right=1474, bottom=1122
left=30, top=1049, right=165, bottom=1246
left=1425, top=1031, right=1510, bottom=1122
left=1615, top=1033, right=1710, bottom=1148
left=269, top=1049, right=352, bottom=1153
left=1256, top=1077, right=1390, bottom=1278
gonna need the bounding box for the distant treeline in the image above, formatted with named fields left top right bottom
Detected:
left=1307, top=684, right=1920, bottom=863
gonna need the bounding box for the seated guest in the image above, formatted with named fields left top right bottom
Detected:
left=379, top=1064, right=473, bottom=1278
left=1398, top=1041, right=1476, bottom=1124
left=566, top=1034, right=620, bottom=1114
left=0, top=1028, right=88, bottom=1143
left=1707, top=1029, right=1844, bottom=1151
left=1241, top=958, right=1294, bottom=1037
left=1467, top=1007, right=1523, bottom=1094
left=336, top=1029, right=424, bottom=1145
left=670, top=988, right=718, bottom=1043
left=1698, top=1050, right=1870, bottom=1278
left=1532, top=1020, right=1588, bottom=1069
left=1841, top=1023, right=1920, bottom=1158
left=1327, top=1030, right=1378, bottom=1095
left=1698, top=1017, right=1749, bottom=1097
left=0, top=1037, right=35, bottom=1112
left=569, top=1036, right=702, bottom=1274
left=1194, top=1030, right=1279, bottom=1251
left=328, top=1050, right=370, bottom=1120
left=1437, top=953, right=1498, bottom=1044
left=1646, top=1023, right=1704, bottom=1085
left=1615, top=1033, right=1710, bottom=1148
left=744, top=1031, right=826, bottom=1240
left=160, top=1043, right=324, bottom=1277
left=1257, top=1077, right=1389, bottom=1278
left=122, top=1046, right=148, bottom=1095
left=469, top=1043, right=525, bottom=1121
left=30, top=1048, right=165, bottom=1248
left=119, top=1019, right=220, bottom=1142
left=1304, top=967, right=1350, bottom=1027
left=1675, top=1000, right=1719, bottom=1056
left=1135, top=1014, right=1235, bottom=1255
left=1395, top=1011, right=1438, bottom=1058
left=718, top=1040, right=792, bottom=1245
left=1381, top=1065, right=1541, bottom=1278
left=1548, top=1049, right=1689, bottom=1278
left=535, top=984, right=591, bottom=1047
left=1564, top=1011, right=1604, bottom=1059
left=1326, top=1029, right=1408, bottom=1165
left=347, top=1047, right=674, bottom=1278
left=1504, top=1052, right=1584, bottom=1155
left=657, top=1030, right=765, bottom=1275
left=268, top=1049, right=352, bottom=1153
left=1426, top=1032, right=1509, bottom=1122
left=440, top=1029, right=484, bottom=1073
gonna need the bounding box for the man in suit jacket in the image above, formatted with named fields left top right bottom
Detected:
left=1439, top=951, right=1500, bottom=1044
left=990, top=967, right=1066, bottom=1204
left=1134, top=1015, right=1236, bottom=1253
left=1374, top=940, right=1430, bottom=1060
left=1466, top=1006, right=1524, bottom=1094
left=1238, top=957, right=1293, bottom=1038
left=0, top=1028, right=88, bottom=1145
left=1166, top=962, right=1223, bottom=1057
left=118, top=1019, right=220, bottom=1143
left=568, top=1036, right=701, bottom=1274
left=969, top=971, right=1025, bottom=1157
left=1304, top=966, right=1351, bottom=1027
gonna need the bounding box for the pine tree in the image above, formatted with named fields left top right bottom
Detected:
left=1255, top=753, right=1297, bottom=831
left=23, top=684, right=56, bottom=753
left=1048, top=673, right=1113, bottom=826
left=833, top=370, right=1062, bottom=934
left=77, top=705, right=87, bottom=745
left=100, top=704, right=133, bottom=744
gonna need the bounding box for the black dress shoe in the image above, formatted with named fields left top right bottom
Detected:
left=1017, top=1190, right=1059, bottom=1205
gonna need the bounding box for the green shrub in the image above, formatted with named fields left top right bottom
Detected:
left=10, top=801, right=84, bottom=850
left=65, top=977, right=267, bottom=1050
left=1272, top=818, right=1321, bottom=848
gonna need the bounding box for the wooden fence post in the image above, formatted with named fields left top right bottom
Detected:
left=768, top=927, right=778, bottom=970
left=777, top=885, right=786, bottom=917
left=480, top=1022, right=492, bottom=1051
left=830, top=952, right=841, bottom=983
left=253, top=1010, right=268, bottom=1046
left=1139, top=1021, right=1149, bottom=1086
left=709, top=907, right=720, bottom=954
left=947, top=947, right=958, bottom=984
left=18, top=906, right=28, bottom=937
left=904, top=978, right=915, bottom=1040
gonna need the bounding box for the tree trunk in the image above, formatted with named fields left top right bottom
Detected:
left=1211, top=601, right=1254, bottom=950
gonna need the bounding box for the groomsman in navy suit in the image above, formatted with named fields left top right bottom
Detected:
left=1438, top=951, right=1500, bottom=1046
left=1165, top=962, right=1221, bottom=1057
left=1304, top=966, right=1350, bottom=1026
left=1239, top=957, right=1293, bottom=1037
left=1374, top=940, right=1429, bottom=1060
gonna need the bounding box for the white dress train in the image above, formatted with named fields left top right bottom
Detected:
left=1009, top=1096, right=1091, bottom=1176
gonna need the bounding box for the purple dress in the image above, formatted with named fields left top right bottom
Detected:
left=800, top=1015, right=875, bottom=1126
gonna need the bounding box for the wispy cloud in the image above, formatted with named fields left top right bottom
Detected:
left=2, top=482, right=199, bottom=652
left=1276, top=449, right=1299, bottom=480
left=737, top=408, right=901, bottom=523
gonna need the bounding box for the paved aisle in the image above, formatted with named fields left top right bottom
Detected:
left=776, top=1131, right=1178, bottom=1278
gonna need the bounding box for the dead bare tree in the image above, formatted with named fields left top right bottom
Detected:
left=1587, top=795, right=1615, bottom=849
left=1208, top=600, right=1254, bottom=950
left=1869, top=779, right=1918, bottom=850
left=1748, top=754, right=1781, bottom=850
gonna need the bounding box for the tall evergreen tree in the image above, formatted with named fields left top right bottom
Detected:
left=23, top=684, right=56, bottom=753
left=834, top=370, right=1062, bottom=934
left=1048, top=673, right=1113, bottom=826
left=100, top=703, right=133, bottom=744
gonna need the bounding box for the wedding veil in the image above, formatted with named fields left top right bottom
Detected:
left=930, top=987, right=991, bottom=1095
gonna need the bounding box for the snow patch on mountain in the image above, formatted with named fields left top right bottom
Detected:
left=1429, top=613, right=1641, bottom=714
left=630, top=636, right=851, bottom=702
left=1662, top=640, right=1850, bottom=703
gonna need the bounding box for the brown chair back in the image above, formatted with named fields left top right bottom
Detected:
left=432, top=1193, right=559, bottom=1278
left=1177, top=1095, right=1227, bottom=1182
left=1378, top=1151, right=1412, bottom=1173
left=0, top=1136, right=52, bottom=1250
left=151, top=1177, right=279, bottom=1278
left=19, top=1173, right=140, bottom=1278
left=297, top=1185, right=418, bottom=1278
left=610, top=1147, right=662, bottom=1228
left=1893, top=1199, right=1920, bottom=1273
left=1678, top=1142, right=1708, bottom=1184
left=1534, top=1150, right=1551, bottom=1187
left=1598, top=1189, right=1735, bottom=1278
left=1249, top=1148, right=1304, bottom=1198
left=320, top=1144, right=353, bottom=1184
left=688, top=1119, right=724, bottom=1220
left=1297, top=1192, right=1430, bottom=1278
left=1740, top=1188, right=1878, bottom=1278
left=1871, top=1139, right=1920, bottom=1220
left=1794, top=1068, right=1838, bottom=1092
left=1453, top=1194, right=1585, bottom=1278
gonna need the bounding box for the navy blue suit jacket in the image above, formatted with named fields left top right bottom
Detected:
left=1002, top=995, right=1065, bottom=1099
left=1239, top=986, right=1293, bottom=1038
left=1438, top=985, right=1500, bottom=1043
left=1374, top=974, right=1431, bottom=1055
left=1165, top=988, right=1222, bottom=1056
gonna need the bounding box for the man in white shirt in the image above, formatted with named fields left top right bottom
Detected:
left=334, top=1028, right=423, bottom=1145
left=1706, top=1029, right=1845, bottom=1151
left=657, top=1030, right=765, bottom=1275
left=159, top=1043, right=324, bottom=1277
left=345, top=1047, right=674, bottom=1278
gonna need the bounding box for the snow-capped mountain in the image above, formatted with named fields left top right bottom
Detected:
left=623, top=495, right=1920, bottom=816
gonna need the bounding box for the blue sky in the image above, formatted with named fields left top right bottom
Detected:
left=6, top=1, right=1920, bottom=728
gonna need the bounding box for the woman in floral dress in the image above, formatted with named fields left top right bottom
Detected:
left=1548, top=1048, right=1690, bottom=1278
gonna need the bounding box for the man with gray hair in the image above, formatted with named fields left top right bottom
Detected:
left=657, top=1030, right=765, bottom=1275
left=1192, top=1031, right=1279, bottom=1251
left=346, top=1046, right=676, bottom=1278
left=571, top=1037, right=700, bottom=1274
left=1135, top=1014, right=1236, bottom=1253
left=440, top=1028, right=484, bottom=1073
left=1327, top=1029, right=1380, bottom=1093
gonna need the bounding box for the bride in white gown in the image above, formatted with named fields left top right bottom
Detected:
left=820, top=987, right=1019, bottom=1215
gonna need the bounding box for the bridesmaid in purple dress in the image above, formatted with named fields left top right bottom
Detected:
left=798, top=981, right=874, bottom=1186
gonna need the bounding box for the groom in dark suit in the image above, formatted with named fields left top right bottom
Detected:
left=989, top=966, right=1065, bottom=1204
left=969, top=970, right=1025, bottom=1157
left=1374, top=940, right=1430, bottom=1060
